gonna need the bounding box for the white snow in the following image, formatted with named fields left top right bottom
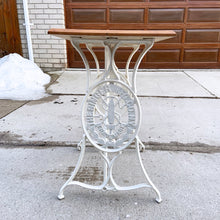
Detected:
left=0, top=53, right=50, bottom=100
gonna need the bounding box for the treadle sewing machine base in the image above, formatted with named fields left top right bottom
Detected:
left=48, top=29, right=176, bottom=203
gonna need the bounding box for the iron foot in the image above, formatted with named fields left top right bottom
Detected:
left=57, top=193, right=65, bottom=200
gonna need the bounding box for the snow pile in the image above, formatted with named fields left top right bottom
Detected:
left=0, top=53, right=50, bottom=100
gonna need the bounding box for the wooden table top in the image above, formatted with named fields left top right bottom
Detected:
left=48, top=29, right=176, bottom=42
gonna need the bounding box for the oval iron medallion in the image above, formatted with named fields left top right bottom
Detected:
left=82, top=80, right=141, bottom=152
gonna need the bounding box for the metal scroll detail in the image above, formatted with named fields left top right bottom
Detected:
left=82, top=80, right=141, bottom=153
left=58, top=37, right=162, bottom=203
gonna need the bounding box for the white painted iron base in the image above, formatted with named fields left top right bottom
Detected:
left=58, top=135, right=162, bottom=203
left=58, top=38, right=162, bottom=203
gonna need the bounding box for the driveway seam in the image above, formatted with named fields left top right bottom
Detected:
left=183, top=71, right=217, bottom=98
left=0, top=101, right=30, bottom=119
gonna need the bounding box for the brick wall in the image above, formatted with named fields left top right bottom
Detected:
left=16, top=0, right=67, bottom=72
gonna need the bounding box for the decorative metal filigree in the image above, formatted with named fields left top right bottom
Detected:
left=58, top=37, right=162, bottom=203
left=82, top=80, right=140, bottom=152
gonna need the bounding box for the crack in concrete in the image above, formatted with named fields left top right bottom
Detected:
left=0, top=140, right=219, bottom=153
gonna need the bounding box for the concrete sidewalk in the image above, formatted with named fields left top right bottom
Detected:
left=0, top=146, right=219, bottom=220
left=0, top=70, right=220, bottom=219
left=0, top=69, right=220, bottom=152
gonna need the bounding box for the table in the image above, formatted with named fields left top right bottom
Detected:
left=48, top=29, right=176, bottom=203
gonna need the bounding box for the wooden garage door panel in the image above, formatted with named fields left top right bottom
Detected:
left=184, top=49, right=218, bottom=62
left=148, top=9, right=185, bottom=23
left=147, top=50, right=180, bottom=62
left=189, top=0, right=218, bottom=1
left=111, top=0, right=144, bottom=2
left=110, top=9, right=145, bottom=23
left=150, top=0, right=185, bottom=2
left=188, top=8, right=220, bottom=22
left=186, top=29, right=220, bottom=43
left=65, top=0, right=220, bottom=68
left=72, top=9, right=106, bottom=23
left=68, top=0, right=106, bottom=2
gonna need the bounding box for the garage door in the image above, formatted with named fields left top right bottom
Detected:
left=64, top=0, right=220, bottom=69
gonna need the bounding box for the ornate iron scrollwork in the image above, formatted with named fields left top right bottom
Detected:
left=58, top=37, right=162, bottom=203
left=82, top=80, right=141, bottom=152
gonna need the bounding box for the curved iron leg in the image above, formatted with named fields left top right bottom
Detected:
left=132, top=40, right=154, bottom=93
left=58, top=135, right=86, bottom=200
left=125, top=45, right=140, bottom=84
left=136, top=138, right=162, bottom=203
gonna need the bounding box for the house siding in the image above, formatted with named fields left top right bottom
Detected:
left=16, top=0, right=67, bottom=72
